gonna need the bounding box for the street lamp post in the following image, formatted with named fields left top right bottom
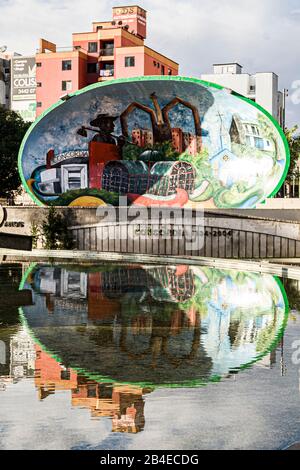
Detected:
left=282, top=88, right=289, bottom=130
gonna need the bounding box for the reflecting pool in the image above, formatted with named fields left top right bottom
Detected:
left=1, top=262, right=300, bottom=450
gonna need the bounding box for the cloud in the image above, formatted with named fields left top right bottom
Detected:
left=0, top=0, right=299, bottom=125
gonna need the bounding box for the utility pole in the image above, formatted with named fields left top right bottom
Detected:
left=282, top=88, right=289, bottom=130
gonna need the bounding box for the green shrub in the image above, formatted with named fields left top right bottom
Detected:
left=41, top=207, right=73, bottom=250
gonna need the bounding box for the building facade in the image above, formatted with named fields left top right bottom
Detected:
left=0, top=49, right=37, bottom=123
left=35, top=5, right=179, bottom=117
left=10, top=55, right=37, bottom=122
left=0, top=49, right=18, bottom=110
left=201, top=63, right=284, bottom=127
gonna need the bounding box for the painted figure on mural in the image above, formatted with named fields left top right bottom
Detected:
left=77, top=113, right=126, bottom=151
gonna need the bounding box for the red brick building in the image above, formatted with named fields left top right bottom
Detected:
left=35, top=5, right=179, bottom=117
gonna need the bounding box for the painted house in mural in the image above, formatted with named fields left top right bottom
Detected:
left=230, top=114, right=275, bottom=152
left=36, top=140, right=197, bottom=198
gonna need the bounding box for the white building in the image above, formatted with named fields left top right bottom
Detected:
left=201, top=63, right=284, bottom=127
left=10, top=55, right=37, bottom=121
left=0, top=48, right=36, bottom=122
left=0, top=48, right=15, bottom=109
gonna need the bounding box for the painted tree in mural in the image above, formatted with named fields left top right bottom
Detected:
left=257, top=113, right=279, bottom=158
left=0, top=108, right=30, bottom=200
left=120, top=92, right=202, bottom=144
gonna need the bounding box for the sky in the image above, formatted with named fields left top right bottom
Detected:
left=1, top=0, right=300, bottom=125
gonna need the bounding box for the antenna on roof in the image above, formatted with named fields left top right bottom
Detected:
left=0, top=46, right=7, bottom=53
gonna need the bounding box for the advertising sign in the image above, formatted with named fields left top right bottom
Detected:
left=18, top=76, right=289, bottom=209
left=12, top=57, right=36, bottom=101
left=11, top=100, right=36, bottom=122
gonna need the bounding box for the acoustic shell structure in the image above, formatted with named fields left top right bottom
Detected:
left=19, top=76, right=290, bottom=209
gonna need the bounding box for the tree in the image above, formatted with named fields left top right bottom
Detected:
left=41, top=207, right=73, bottom=250
left=284, top=125, right=300, bottom=180
left=0, top=107, right=31, bottom=200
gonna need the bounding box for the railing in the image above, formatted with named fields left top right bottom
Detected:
left=100, top=48, right=114, bottom=56
left=37, top=46, right=88, bottom=54
left=99, top=69, right=114, bottom=77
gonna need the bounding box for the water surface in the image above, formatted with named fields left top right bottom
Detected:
left=0, top=262, right=300, bottom=450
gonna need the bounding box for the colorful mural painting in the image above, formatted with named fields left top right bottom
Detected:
left=19, top=76, right=290, bottom=209
left=20, top=264, right=288, bottom=387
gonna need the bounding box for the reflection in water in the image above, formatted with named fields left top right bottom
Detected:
left=1, top=263, right=288, bottom=435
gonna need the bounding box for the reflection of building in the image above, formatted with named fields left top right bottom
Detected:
left=34, top=346, right=77, bottom=399
left=201, top=63, right=284, bottom=127
left=35, top=5, right=179, bottom=117
left=0, top=326, right=36, bottom=391
left=9, top=328, right=36, bottom=379
left=72, top=378, right=147, bottom=433
left=32, top=265, right=196, bottom=322
left=34, top=345, right=147, bottom=433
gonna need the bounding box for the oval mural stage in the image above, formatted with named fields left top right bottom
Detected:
left=19, top=76, right=290, bottom=209
left=20, top=264, right=288, bottom=388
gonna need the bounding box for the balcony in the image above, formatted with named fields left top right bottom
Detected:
left=99, top=69, right=114, bottom=80
left=37, top=46, right=88, bottom=54
left=99, top=48, right=114, bottom=57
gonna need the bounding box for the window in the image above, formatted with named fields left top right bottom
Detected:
left=60, top=369, right=71, bottom=381
left=87, top=385, right=97, bottom=398
left=168, top=69, right=172, bottom=76
left=250, top=85, right=255, bottom=92
left=254, top=137, right=264, bottom=150
left=87, top=63, right=97, bottom=73
left=62, top=60, right=72, bottom=71
left=37, top=82, right=42, bottom=87
left=125, top=56, right=135, bottom=67
left=88, top=42, right=98, bottom=53
left=37, top=102, right=42, bottom=107
left=161, top=65, right=165, bottom=75
left=62, top=80, right=72, bottom=91
left=61, top=165, right=87, bottom=192
left=36, top=62, right=42, bottom=67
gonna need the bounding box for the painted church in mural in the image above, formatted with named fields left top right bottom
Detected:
left=19, top=77, right=289, bottom=209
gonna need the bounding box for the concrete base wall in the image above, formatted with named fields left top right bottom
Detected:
left=0, top=233, right=32, bottom=251
left=2, top=206, right=300, bottom=259
left=257, top=199, right=300, bottom=209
